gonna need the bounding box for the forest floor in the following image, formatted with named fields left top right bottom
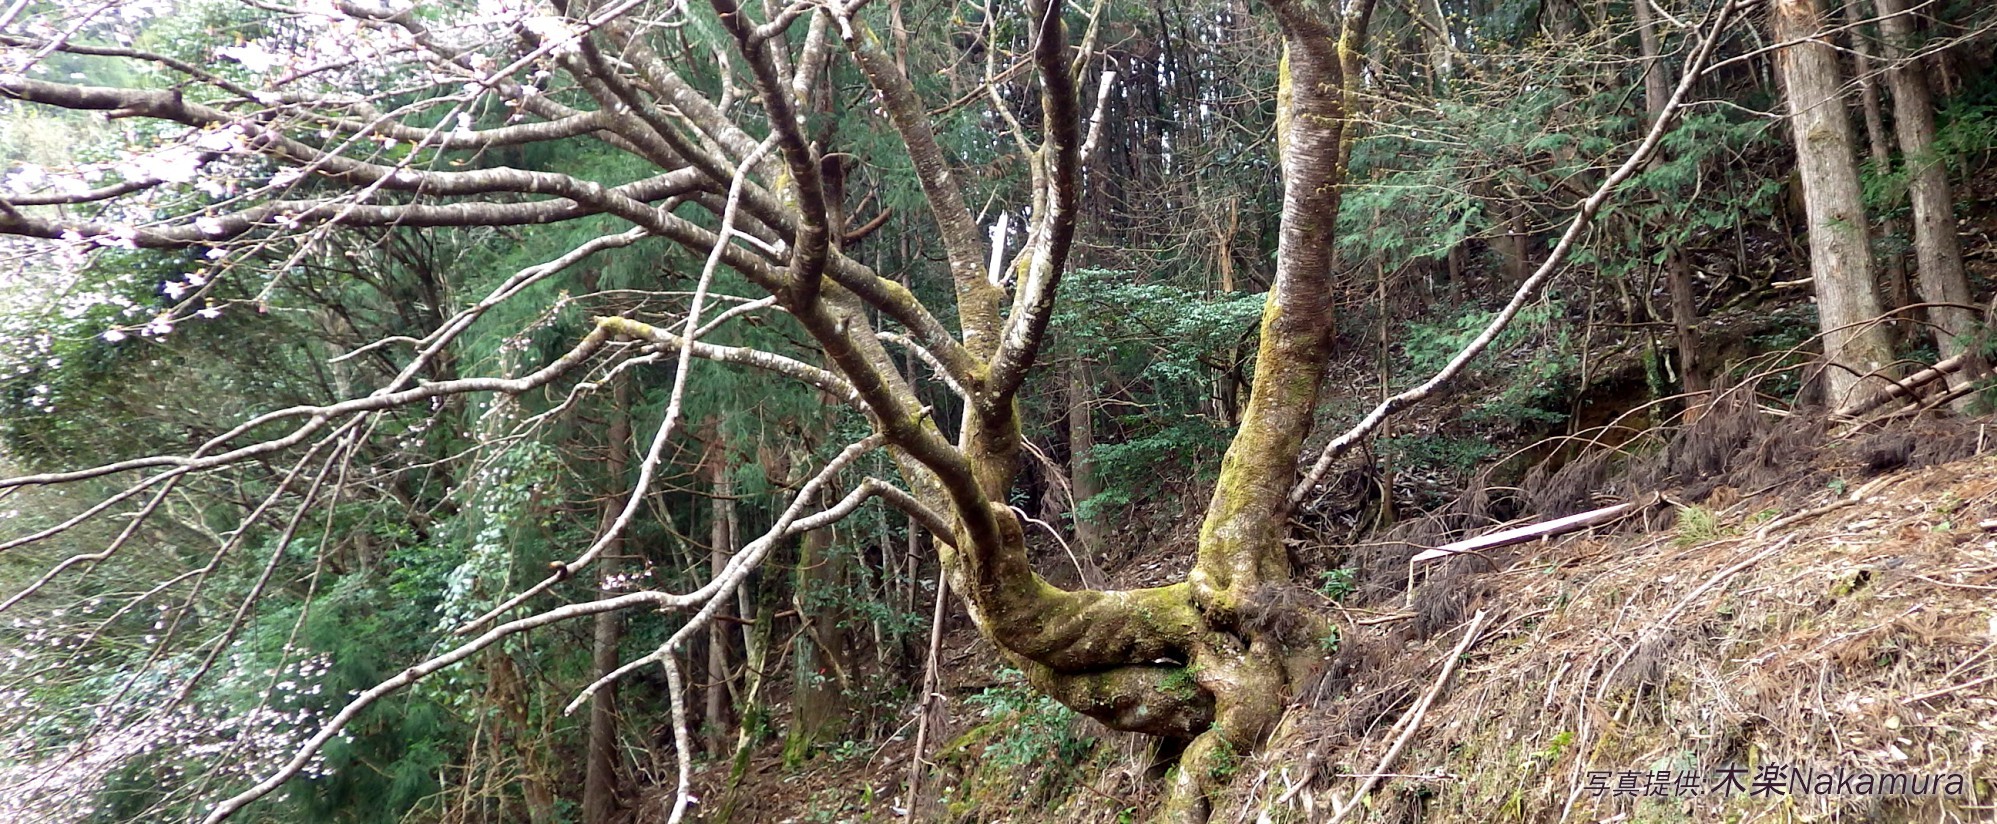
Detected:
left=1243, top=431, right=1997, bottom=824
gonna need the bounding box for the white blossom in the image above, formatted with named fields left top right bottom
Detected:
left=217, top=43, right=283, bottom=74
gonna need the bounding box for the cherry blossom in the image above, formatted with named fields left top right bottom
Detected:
left=217, top=43, right=283, bottom=75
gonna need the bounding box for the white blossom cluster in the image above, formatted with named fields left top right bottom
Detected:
left=0, top=0, right=176, bottom=75
left=598, top=564, right=655, bottom=592
left=0, top=0, right=592, bottom=362
left=0, top=610, right=344, bottom=824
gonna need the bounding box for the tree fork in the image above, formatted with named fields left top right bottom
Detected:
left=1147, top=1, right=1375, bottom=819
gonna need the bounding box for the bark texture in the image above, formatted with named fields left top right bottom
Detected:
left=705, top=431, right=736, bottom=757
left=1773, top=0, right=1897, bottom=407
left=1849, top=1, right=1914, bottom=317
left=1875, top=0, right=1988, bottom=398
left=1067, top=358, right=1104, bottom=560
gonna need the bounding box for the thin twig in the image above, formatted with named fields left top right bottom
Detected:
left=1323, top=609, right=1490, bottom=823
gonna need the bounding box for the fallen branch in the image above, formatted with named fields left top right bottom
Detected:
left=1409, top=500, right=1643, bottom=565
left=1905, top=671, right=1997, bottom=705
left=1750, top=476, right=1891, bottom=540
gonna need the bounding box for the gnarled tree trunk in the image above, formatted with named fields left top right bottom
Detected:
left=781, top=6, right=1364, bottom=824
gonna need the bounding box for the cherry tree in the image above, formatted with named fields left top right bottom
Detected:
left=0, top=0, right=1737, bottom=820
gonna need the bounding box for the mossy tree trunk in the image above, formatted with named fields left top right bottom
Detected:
left=491, top=653, right=560, bottom=824
left=788, top=524, right=854, bottom=761
left=867, top=3, right=1373, bottom=822
left=558, top=3, right=1370, bottom=814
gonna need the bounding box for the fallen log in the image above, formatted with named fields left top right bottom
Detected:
left=1834, top=353, right=1970, bottom=419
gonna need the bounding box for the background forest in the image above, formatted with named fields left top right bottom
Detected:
left=1, top=0, right=1995, bottom=822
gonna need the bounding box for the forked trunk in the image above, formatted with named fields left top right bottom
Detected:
left=881, top=3, right=1371, bottom=823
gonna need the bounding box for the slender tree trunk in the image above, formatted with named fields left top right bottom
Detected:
left=705, top=426, right=736, bottom=757
left=1636, top=0, right=1710, bottom=413
left=1495, top=206, right=1535, bottom=284
left=492, top=654, right=559, bottom=824
left=1214, top=199, right=1244, bottom=425
left=903, top=568, right=949, bottom=820
left=1773, top=0, right=1896, bottom=407
left=1445, top=242, right=1466, bottom=303
left=581, top=354, right=630, bottom=824
left=1426, top=0, right=1454, bottom=91
left=1067, top=358, right=1103, bottom=561
left=1875, top=0, right=1988, bottom=402
left=1849, top=3, right=1914, bottom=320
left=725, top=592, right=774, bottom=796
left=787, top=524, right=853, bottom=762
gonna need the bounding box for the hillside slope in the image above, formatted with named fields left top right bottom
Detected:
left=1232, top=442, right=1997, bottom=823
left=700, top=432, right=1997, bottom=824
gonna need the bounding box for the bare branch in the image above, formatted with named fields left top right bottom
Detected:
left=200, top=589, right=675, bottom=824
left=600, top=316, right=859, bottom=403
left=456, top=138, right=783, bottom=634
left=988, top=0, right=1084, bottom=404
left=0, top=171, right=705, bottom=245
left=0, top=327, right=612, bottom=489
left=563, top=435, right=890, bottom=714
left=834, top=3, right=1002, bottom=358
